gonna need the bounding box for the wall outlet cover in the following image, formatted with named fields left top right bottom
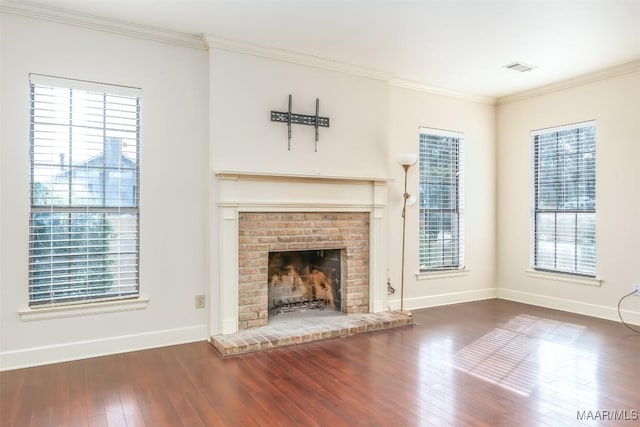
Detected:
left=195, top=294, right=206, bottom=308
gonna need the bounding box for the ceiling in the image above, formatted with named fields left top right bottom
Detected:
left=5, top=0, right=640, bottom=99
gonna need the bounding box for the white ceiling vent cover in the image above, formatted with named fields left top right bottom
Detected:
left=503, top=62, right=537, bottom=72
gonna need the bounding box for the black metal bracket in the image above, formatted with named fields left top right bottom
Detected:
left=271, top=94, right=330, bottom=151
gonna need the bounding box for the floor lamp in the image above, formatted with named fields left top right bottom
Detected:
left=396, top=153, right=418, bottom=314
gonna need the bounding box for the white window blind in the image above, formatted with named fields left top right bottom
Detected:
left=29, top=74, right=141, bottom=306
left=532, top=121, right=596, bottom=276
left=419, top=128, right=464, bottom=271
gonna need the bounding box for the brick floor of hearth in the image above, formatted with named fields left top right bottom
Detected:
left=210, top=310, right=414, bottom=357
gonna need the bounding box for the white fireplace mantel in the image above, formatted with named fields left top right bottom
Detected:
left=211, top=170, right=391, bottom=335
left=215, top=170, right=391, bottom=182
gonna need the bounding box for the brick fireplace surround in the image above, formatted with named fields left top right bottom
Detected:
left=238, top=211, right=370, bottom=330
left=210, top=172, right=412, bottom=354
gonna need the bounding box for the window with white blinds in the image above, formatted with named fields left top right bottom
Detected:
left=29, top=74, right=141, bottom=306
left=419, top=128, right=464, bottom=271
left=532, top=121, right=596, bottom=277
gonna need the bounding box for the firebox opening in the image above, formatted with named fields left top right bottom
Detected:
left=268, top=249, right=342, bottom=318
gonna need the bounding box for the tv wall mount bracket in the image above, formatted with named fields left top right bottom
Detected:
left=270, top=94, right=330, bottom=151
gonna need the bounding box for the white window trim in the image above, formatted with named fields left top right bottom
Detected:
left=525, top=269, right=603, bottom=287
left=531, top=120, right=596, bottom=136
left=416, top=268, right=469, bottom=281
left=19, top=296, right=149, bottom=321
left=30, top=73, right=141, bottom=98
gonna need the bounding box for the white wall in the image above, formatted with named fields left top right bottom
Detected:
left=496, top=71, right=640, bottom=323
left=0, top=13, right=210, bottom=370
left=387, top=87, right=497, bottom=309
left=208, top=47, right=389, bottom=176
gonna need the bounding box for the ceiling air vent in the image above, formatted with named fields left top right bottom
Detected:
left=503, top=62, right=536, bottom=72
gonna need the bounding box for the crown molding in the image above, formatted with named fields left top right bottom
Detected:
left=203, top=34, right=395, bottom=82
left=2, top=0, right=508, bottom=103
left=497, top=59, right=640, bottom=105
left=0, top=0, right=207, bottom=50
left=204, top=34, right=498, bottom=104
left=389, top=78, right=497, bottom=105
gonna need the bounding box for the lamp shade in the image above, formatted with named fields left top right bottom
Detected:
left=396, top=152, right=418, bottom=166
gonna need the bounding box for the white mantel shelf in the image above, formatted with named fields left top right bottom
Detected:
left=215, top=170, right=392, bottom=183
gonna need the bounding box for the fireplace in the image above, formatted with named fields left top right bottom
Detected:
left=268, top=249, right=342, bottom=316
left=213, top=171, right=389, bottom=335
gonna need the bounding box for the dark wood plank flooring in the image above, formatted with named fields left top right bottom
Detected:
left=2, top=299, right=640, bottom=426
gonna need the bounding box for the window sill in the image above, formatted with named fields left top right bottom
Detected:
left=525, top=269, right=603, bottom=287
left=18, top=297, right=149, bottom=321
left=416, top=268, right=469, bottom=281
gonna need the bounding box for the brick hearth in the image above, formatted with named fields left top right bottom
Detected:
left=211, top=311, right=413, bottom=357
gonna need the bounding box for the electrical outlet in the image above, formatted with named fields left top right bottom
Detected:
left=633, top=284, right=640, bottom=295
left=195, top=294, right=206, bottom=309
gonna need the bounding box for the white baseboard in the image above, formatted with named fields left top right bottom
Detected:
left=0, top=324, right=208, bottom=371
left=497, top=288, right=640, bottom=326
left=388, top=287, right=498, bottom=311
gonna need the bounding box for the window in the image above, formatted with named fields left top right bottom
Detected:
left=532, top=121, right=596, bottom=276
left=419, top=128, right=464, bottom=271
left=29, top=74, right=141, bottom=306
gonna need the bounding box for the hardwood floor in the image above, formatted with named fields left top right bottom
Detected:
left=2, top=299, right=640, bottom=426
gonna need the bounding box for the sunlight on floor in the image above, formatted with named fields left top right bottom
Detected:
left=447, top=314, right=597, bottom=400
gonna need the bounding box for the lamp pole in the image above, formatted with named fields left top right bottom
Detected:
left=400, top=163, right=410, bottom=313
left=396, top=152, right=417, bottom=315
